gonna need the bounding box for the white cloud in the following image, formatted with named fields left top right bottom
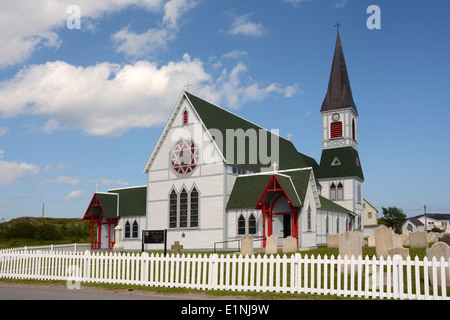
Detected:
left=0, top=126, right=9, bottom=136
left=41, top=176, right=81, bottom=185
left=0, top=158, right=39, bottom=185
left=227, top=12, right=267, bottom=37
left=284, top=0, right=311, bottom=7
left=113, top=0, right=197, bottom=58
left=0, top=55, right=298, bottom=136
left=65, top=190, right=84, bottom=201
left=0, top=0, right=163, bottom=67
left=93, top=179, right=131, bottom=188
left=333, top=0, right=348, bottom=8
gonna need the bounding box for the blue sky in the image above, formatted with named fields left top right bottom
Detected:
left=0, top=0, right=449, bottom=222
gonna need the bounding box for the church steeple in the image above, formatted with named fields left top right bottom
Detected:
left=321, top=31, right=358, bottom=115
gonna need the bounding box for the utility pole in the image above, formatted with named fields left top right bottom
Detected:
left=424, top=205, right=427, bottom=232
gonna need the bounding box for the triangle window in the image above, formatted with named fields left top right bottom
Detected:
left=331, top=157, right=341, bottom=166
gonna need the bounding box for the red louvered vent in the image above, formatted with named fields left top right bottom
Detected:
left=330, top=121, right=342, bottom=139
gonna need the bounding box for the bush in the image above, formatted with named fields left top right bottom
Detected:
left=5, top=222, right=37, bottom=239
left=34, top=224, right=62, bottom=241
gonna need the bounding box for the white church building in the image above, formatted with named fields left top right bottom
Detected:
left=83, top=32, right=365, bottom=251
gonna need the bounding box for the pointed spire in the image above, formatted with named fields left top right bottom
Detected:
left=321, top=31, right=358, bottom=114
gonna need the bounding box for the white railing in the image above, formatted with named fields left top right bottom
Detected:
left=0, top=251, right=448, bottom=300
left=0, top=243, right=90, bottom=253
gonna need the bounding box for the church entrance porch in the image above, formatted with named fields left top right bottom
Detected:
left=272, top=214, right=292, bottom=246
left=83, top=193, right=118, bottom=250
left=255, top=175, right=300, bottom=248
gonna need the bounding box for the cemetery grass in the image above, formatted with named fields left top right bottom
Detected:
left=1, top=245, right=440, bottom=300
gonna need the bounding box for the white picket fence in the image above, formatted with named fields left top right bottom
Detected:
left=0, top=250, right=449, bottom=300
left=0, top=243, right=90, bottom=253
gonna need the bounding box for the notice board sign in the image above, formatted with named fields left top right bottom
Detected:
left=143, top=229, right=166, bottom=244
left=142, top=229, right=167, bottom=254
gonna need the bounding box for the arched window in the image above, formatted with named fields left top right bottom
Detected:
left=183, top=110, right=188, bottom=125
left=352, top=119, right=356, bottom=141
left=337, top=217, right=340, bottom=233
left=238, top=215, right=246, bottom=235
left=307, top=205, right=312, bottom=231
left=179, top=189, right=188, bottom=228
left=169, top=190, right=178, bottom=229
left=330, top=121, right=342, bottom=139
left=330, top=183, right=337, bottom=200
left=125, top=221, right=131, bottom=238
left=337, top=183, right=344, bottom=200
left=190, top=187, right=199, bottom=228
left=132, top=220, right=139, bottom=238
left=248, top=214, right=256, bottom=234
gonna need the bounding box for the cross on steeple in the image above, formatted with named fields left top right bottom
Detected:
left=272, top=162, right=278, bottom=172
left=184, top=81, right=191, bottom=92
left=334, top=21, right=342, bottom=33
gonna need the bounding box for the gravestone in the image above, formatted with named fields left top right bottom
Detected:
left=265, top=235, right=278, bottom=254
left=368, top=234, right=376, bottom=247
left=338, top=231, right=362, bottom=259
left=392, top=233, right=405, bottom=248
left=241, top=235, right=253, bottom=255
left=439, top=233, right=450, bottom=246
left=428, top=232, right=439, bottom=243
left=282, top=236, right=298, bottom=253
left=409, top=231, right=428, bottom=249
left=426, top=242, right=450, bottom=287
left=326, top=234, right=339, bottom=249
left=374, top=225, right=393, bottom=258
left=113, top=225, right=124, bottom=252
left=171, top=241, right=183, bottom=255
left=388, top=247, right=409, bottom=260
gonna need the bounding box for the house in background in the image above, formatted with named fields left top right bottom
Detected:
left=362, top=199, right=379, bottom=237
left=403, top=214, right=450, bottom=233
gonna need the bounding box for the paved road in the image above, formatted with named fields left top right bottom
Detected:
left=0, top=282, right=188, bottom=300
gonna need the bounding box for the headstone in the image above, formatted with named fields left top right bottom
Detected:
left=409, top=231, right=428, bottom=249
left=428, top=232, right=439, bottom=243
left=326, top=234, right=340, bottom=249
left=388, top=247, right=409, bottom=260
left=368, top=234, right=376, bottom=247
left=426, top=242, right=450, bottom=287
left=241, top=235, right=253, bottom=255
left=265, top=235, right=278, bottom=254
left=374, top=225, right=393, bottom=258
left=392, top=233, right=404, bottom=248
left=439, top=233, right=450, bottom=246
left=113, top=225, right=124, bottom=252
left=171, top=241, right=183, bottom=255
left=282, top=236, right=298, bottom=253
left=338, top=231, right=362, bottom=259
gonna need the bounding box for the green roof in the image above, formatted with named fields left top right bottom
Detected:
left=186, top=92, right=319, bottom=174
left=109, top=186, right=147, bottom=217
left=317, top=147, right=364, bottom=181
left=95, top=193, right=118, bottom=219
left=226, top=169, right=312, bottom=211
left=318, top=195, right=353, bottom=214
left=87, top=186, right=147, bottom=220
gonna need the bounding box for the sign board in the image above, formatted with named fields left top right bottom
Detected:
left=142, top=229, right=167, bottom=255
left=143, top=229, right=166, bottom=244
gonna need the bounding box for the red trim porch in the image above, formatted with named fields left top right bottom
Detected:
left=83, top=194, right=118, bottom=250
left=255, top=175, right=299, bottom=247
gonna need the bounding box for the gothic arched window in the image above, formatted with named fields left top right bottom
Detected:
left=238, top=215, right=246, bottom=235
left=132, top=220, right=138, bottom=238
left=330, top=183, right=337, bottom=200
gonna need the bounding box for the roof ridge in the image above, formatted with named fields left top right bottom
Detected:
left=185, top=91, right=291, bottom=143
